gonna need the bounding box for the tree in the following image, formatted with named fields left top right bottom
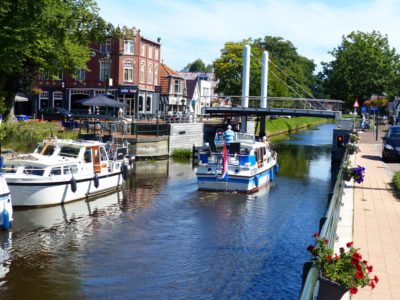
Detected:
left=321, top=31, right=400, bottom=108
left=213, top=37, right=317, bottom=99
left=0, top=0, right=114, bottom=122
left=182, top=59, right=213, bottom=72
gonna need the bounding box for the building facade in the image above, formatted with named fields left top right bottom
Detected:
left=160, top=64, right=187, bottom=115
left=34, top=28, right=162, bottom=118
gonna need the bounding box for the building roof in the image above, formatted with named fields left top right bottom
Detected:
left=160, top=63, right=184, bottom=95
left=186, top=79, right=197, bottom=99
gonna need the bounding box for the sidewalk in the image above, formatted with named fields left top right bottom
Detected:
left=352, top=126, right=400, bottom=299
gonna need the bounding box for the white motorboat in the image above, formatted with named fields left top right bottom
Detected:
left=0, top=175, right=13, bottom=229
left=196, top=133, right=278, bottom=193
left=2, top=139, right=133, bottom=207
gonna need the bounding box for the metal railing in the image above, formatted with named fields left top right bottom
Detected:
left=298, top=150, right=348, bottom=299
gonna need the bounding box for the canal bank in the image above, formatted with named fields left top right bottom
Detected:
left=350, top=127, right=400, bottom=299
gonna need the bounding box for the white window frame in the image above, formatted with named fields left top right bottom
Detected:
left=141, top=44, right=146, bottom=56
left=148, top=46, right=153, bottom=59
left=76, top=68, right=86, bottom=81
left=39, top=91, right=49, bottom=109
left=155, top=48, right=159, bottom=60
left=100, top=39, right=111, bottom=54
left=100, top=60, right=111, bottom=81
left=123, top=61, right=134, bottom=82
left=124, top=40, right=134, bottom=54
left=147, top=63, right=153, bottom=84
left=140, top=61, right=145, bottom=83
left=53, top=91, right=63, bottom=107
left=146, top=95, right=152, bottom=112
left=174, top=79, right=181, bottom=94
left=154, top=64, right=159, bottom=85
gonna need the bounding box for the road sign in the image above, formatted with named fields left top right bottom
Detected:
left=361, top=106, right=367, bottom=113
left=353, top=99, right=360, bottom=108
left=370, top=106, right=378, bottom=111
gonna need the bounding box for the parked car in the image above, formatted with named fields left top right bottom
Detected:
left=38, top=107, right=75, bottom=121
left=382, top=125, right=400, bottom=162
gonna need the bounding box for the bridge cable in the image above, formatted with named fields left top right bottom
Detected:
left=268, top=59, right=315, bottom=99
left=250, top=53, right=308, bottom=99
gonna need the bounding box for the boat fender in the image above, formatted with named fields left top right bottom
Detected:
left=121, top=163, right=129, bottom=180
left=1, top=209, right=10, bottom=230
left=254, top=175, right=259, bottom=187
left=270, top=168, right=275, bottom=181
left=70, top=176, right=77, bottom=193
left=275, top=163, right=279, bottom=173
left=94, top=174, right=99, bottom=188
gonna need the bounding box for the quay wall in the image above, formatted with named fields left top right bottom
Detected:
left=169, top=123, right=204, bottom=153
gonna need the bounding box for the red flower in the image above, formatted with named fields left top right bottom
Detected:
left=350, top=287, right=358, bottom=294
left=325, top=239, right=328, bottom=245
left=346, top=242, right=354, bottom=248
left=356, top=271, right=364, bottom=279
left=353, top=252, right=362, bottom=260
left=363, top=260, right=368, bottom=265
left=327, top=255, right=332, bottom=261
left=356, top=264, right=363, bottom=271
left=307, top=245, right=315, bottom=252
left=334, top=254, right=339, bottom=261
left=339, top=247, right=345, bottom=253
left=371, top=281, right=376, bottom=289
left=312, top=232, right=319, bottom=237
left=374, top=275, right=379, bottom=283
left=367, top=265, right=373, bottom=272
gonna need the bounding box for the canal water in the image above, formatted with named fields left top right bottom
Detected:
left=0, top=123, right=335, bottom=299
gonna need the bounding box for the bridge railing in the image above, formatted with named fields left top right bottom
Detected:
left=217, top=96, right=343, bottom=112
left=298, top=150, right=348, bottom=299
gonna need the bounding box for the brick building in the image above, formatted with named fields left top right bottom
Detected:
left=33, top=28, right=162, bottom=118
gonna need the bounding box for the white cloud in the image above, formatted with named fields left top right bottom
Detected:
left=97, top=0, right=400, bottom=72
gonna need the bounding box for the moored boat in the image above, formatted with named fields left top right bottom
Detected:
left=2, top=139, right=133, bottom=207
left=196, top=133, right=278, bottom=193
left=0, top=175, right=13, bottom=229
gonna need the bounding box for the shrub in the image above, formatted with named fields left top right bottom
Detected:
left=393, top=172, right=400, bottom=197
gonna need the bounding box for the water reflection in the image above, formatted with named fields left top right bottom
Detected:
left=0, top=123, right=335, bottom=299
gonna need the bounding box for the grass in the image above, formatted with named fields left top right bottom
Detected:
left=1, top=120, right=79, bottom=153
left=392, top=172, right=400, bottom=197
left=257, top=117, right=329, bottom=137
left=171, top=148, right=191, bottom=159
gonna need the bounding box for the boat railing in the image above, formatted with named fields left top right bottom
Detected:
left=298, top=150, right=348, bottom=299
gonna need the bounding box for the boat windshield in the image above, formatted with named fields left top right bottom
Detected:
left=24, top=166, right=45, bottom=176
left=35, top=144, right=57, bottom=156
left=59, top=146, right=80, bottom=158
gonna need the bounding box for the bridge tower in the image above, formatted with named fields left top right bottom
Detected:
left=240, top=45, right=251, bottom=133
left=259, top=51, right=269, bottom=138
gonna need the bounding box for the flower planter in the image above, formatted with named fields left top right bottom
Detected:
left=317, top=276, right=348, bottom=300
left=343, top=171, right=351, bottom=181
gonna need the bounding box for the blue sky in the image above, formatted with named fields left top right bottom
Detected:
left=96, top=0, right=400, bottom=73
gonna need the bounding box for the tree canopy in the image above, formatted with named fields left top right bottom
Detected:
left=0, top=0, right=114, bottom=120
left=182, top=59, right=213, bottom=72
left=212, top=36, right=317, bottom=99
left=321, top=30, right=400, bottom=108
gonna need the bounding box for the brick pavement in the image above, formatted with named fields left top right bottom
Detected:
left=352, top=127, right=400, bottom=299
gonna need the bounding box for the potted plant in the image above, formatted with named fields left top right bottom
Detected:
left=342, top=161, right=365, bottom=184
left=307, top=235, right=378, bottom=299
left=349, top=133, right=360, bottom=143
left=346, top=143, right=360, bottom=155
